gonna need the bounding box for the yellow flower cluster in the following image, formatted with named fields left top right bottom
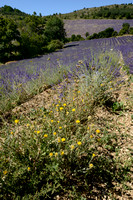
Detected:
left=44, top=134, right=48, bottom=138
left=3, top=170, right=8, bottom=175
left=96, top=129, right=100, bottom=134
left=14, top=119, right=19, bottom=124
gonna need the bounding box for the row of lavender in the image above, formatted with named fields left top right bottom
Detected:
left=0, top=36, right=133, bottom=97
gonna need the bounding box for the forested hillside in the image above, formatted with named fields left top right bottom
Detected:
left=60, top=3, right=133, bottom=19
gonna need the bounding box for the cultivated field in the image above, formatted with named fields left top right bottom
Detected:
left=64, top=19, right=133, bottom=38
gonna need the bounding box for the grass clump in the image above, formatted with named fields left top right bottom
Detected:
left=0, top=51, right=132, bottom=199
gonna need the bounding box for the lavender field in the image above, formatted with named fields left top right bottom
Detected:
left=0, top=35, right=133, bottom=111
left=0, top=30, right=133, bottom=200
left=64, top=19, right=133, bottom=38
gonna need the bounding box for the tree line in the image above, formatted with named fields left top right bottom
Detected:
left=0, top=14, right=66, bottom=63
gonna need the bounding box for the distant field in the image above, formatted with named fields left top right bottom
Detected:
left=64, top=19, right=133, bottom=38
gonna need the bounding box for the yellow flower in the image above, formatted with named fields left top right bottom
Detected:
left=110, top=88, right=113, bottom=90
left=87, top=126, right=90, bottom=130
left=14, top=119, right=19, bottom=124
left=100, top=83, right=103, bottom=87
left=60, top=151, right=64, bottom=156
left=3, top=170, right=8, bottom=175
left=90, top=135, right=93, bottom=138
left=44, top=134, right=48, bottom=138
left=37, top=131, right=40, bottom=134
left=72, top=108, right=75, bottom=112
left=58, top=137, right=61, bottom=143
left=55, top=152, right=58, bottom=157
left=89, top=163, right=93, bottom=168
left=70, top=145, right=75, bottom=150
left=92, top=153, right=96, bottom=157
left=60, top=107, right=63, bottom=111
left=53, top=132, right=57, bottom=136
left=77, top=91, right=80, bottom=93
left=57, top=120, right=60, bottom=123
left=76, top=120, right=80, bottom=124
left=11, top=131, right=13, bottom=135
left=77, top=141, right=82, bottom=145
left=63, top=103, right=66, bottom=106
left=26, top=123, right=30, bottom=127
left=27, top=167, right=30, bottom=171
left=61, top=138, right=66, bottom=142
left=66, top=112, right=69, bottom=115
left=51, top=120, right=54, bottom=123
left=49, top=153, right=53, bottom=157
left=56, top=104, right=59, bottom=107
left=96, top=129, right=100, bottom=134
left=59, top=126, right=62, bottom=129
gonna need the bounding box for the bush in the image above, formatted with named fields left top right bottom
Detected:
left=119, top=23, right=130, bottom=35
left=129, top=27, right=133, bottom=34
left=85, top=32, right=89, bottom=38
left=70, top=34, right=85, bottom=41
left=47, top=40, right=64, bottom=52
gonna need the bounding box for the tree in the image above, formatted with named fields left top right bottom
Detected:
left=0, top=17, right=20, bottom=62
left=44, top=16, right=66, bottom=42
left=98, top=28, right=115, bottom=38
left=119, top=23, right=130, bottom=35
left=85, top=32, right=89, bottom=38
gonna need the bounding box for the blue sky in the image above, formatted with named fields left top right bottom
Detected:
left=0, top=0, right=133, bottom=16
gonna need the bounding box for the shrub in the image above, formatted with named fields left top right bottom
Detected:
left=119, top=23, right=130, bottom=35
left=47, top=39, right=64, bottom=52
left=70, top=34, right=85, bottom=41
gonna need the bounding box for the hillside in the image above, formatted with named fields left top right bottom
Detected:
left=0, top=5, right=28, bottom=16
left=1, top=3, right=133, bottom=19
left=60, top=3, right=133, bottom=19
